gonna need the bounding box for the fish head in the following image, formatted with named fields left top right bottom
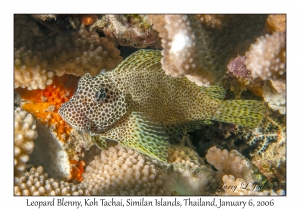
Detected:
left=58, top=73, right=127, bottom=134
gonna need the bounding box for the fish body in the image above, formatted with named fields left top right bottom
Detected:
left=59, top=49, right=265, bottom=162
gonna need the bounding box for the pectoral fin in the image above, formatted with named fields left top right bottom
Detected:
left=119, top=112, right=169, bottom=162
left=91, top=135, right=108, bottom=150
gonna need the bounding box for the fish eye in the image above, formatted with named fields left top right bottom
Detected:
left=94, top=88, right=106, bottom=102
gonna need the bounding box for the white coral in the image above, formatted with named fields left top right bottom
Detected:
left=14, top=108, right=38, bottom=181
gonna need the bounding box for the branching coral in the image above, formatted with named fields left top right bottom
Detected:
left=14, top=47, right=54, bottom=90
left=244, top=32, right=286, bottom=114
left=89, top=15, right=160, bottom=48
left=14, top=166, right=88, bottom=196
left=14, top=108, right=38, bottom=181
left=262, top=80, right=286, bottom=114
left=167, top=145, right=215, bottom=195
left=81, top=145, right=175, bottom=195
left=205, top=146, right=286, bottom=195
left=148, top=14, right=267, bottom=86
left=16, top=74, right=79, bottom=142
left=15, top=144, right=215, bottom=196
left=14, top=14, right=122, bottom=90
left=81, top=144, right=215, bottom=195
left=16, top=75, right=87, bottom=181
left=245, top=32, right=286, bottom=90
left=206, top=146, right=270, bottom=187
left=14, top=14, right=286, bottom=196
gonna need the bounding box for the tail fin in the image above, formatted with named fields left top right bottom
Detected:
left=213, top=100, right=265, bottom=128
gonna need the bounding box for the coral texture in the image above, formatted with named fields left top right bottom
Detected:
left=90, top=15, right=160, bottom=48
left=81, top=144, right=215, bottom=195
left=206, top=146, right=269, bottom=186
left=15, top=144, right=215, bottom=195
left=14, top=166, right=88, bottom=196
left=245, top=32, right=286, bottom=88
left=16, top=75, right=87, bottom=181
left=14, top=14, right=286, bottom=196
left=266, top=15, right=286, bottom=33
left=14, top=108, right=38, bottom=181
left=148, top=14, right=267, bottom=86
left=244, top=32, right=286, bottom=114
left=262, top=81, right=286, bottom=114
left=14, top=15, right=122, bottom=89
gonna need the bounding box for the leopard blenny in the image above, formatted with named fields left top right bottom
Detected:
left=59, top=49, right=265, bottom=162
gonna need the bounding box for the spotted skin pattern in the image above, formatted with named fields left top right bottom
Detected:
left=59, top=49, right=265, bottom=162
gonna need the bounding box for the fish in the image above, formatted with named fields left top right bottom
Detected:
left=58, top=49, right=265, bottom=162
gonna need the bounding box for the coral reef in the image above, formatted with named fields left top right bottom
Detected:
left=15, top=144, right=215, bottom=195
left=81, top=144, right=215, bottom=195
left=245, top=116, right=286, bottom=156
left=14, top=166, right=88, bottom=196
left=16, top=74, right=87, bottom=181
left=16, top=74, right=79, bottom=142
left=14, top=14, right=286, bottom=196
left=14, top=15, right=122, bottom=89
left=148, top=14, right=267, bottom=86
left=14, top=47, right=54, bottom=90
left=244, top=32, right=286, bottom=114
left=80, top=145, right=176, bottom=195
left=206, top=146, right=269, bottom=184
left=14, top=108, right=38, bottom=181
left=89, top=15, right=160, bottom=48
left=245, top=32, right=286, bottom=89
left=205, top=146, right=285, bottom=195
left=250, top=116, right=286, bottom=190
left=265, top=15, right=286, bottom=33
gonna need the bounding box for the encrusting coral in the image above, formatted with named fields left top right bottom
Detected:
left=89, top=15, right=161, bottom=48
left=14, top=108, right=38, bottom=181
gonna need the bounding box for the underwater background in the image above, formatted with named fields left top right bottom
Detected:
left=14, top=14, right=286, bottom=196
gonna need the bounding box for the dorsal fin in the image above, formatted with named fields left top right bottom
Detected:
left=112, top=49, right=162, bottom=74
left=201, top=86, right=226, bottom=100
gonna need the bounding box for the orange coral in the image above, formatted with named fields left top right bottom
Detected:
left=15, top=74, right=87, bottom=181
left=69, top=159, right=85, bottom=181
left=15, top=74, right=79, bottom=143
